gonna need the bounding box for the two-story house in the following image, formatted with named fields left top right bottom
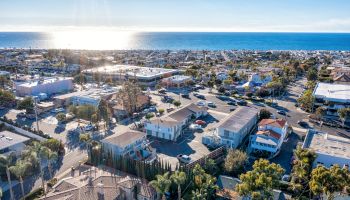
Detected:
left=144, top=103, right=208, bottom=141
left=248, top=118, right=288, bottom=158
left=215, top=107, right=259, bottom=149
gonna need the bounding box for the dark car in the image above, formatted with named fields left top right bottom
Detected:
left=298, top=120, right=309, bottom=128
left=181, top=94, right=190, bottom=98
left=195, top=94, right=205, bottom=99
left=227, top=101, right=236, bottom=105
left=277, top=110, right=286, bottom=115
left=237, top=100, right=247, bottom=106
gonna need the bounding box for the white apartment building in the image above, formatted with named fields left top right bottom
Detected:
left=313, top=82, right=350, bottom=116
left=0, top=131, right=30, bottom=156
left=249, top=118, right=288, bottom=157
left=144, top=103, right=208, bottom=141
left=215, top=107, right=259, bottom=149
left=303, top=129, right=350, bottom=168
left=15, top=77, right=73, bottom=97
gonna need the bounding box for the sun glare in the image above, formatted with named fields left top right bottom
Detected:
left=51, top=30, right=136, bottom=50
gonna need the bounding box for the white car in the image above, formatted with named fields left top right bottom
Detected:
left=189, top=124, right=202, bottom=130
left=51, top=108, right=65, bottom=113
left=197, top=101, right=206, bottom=106
left=84, top=124, right=94, bottom=131
left=177, top=154, right=191, bottom=164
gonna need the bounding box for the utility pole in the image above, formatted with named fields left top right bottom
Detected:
left=34, top=98, right=40, bottom=133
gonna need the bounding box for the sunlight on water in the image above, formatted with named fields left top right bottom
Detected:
left=51, top=30, right=136, bottom=50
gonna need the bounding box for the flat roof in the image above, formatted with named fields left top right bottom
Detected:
left=83, top=65, right=178, bottom=79
left=313, top=82, right=350, bottom=103
left=217, top=107, right=258, bottom=133
left=17, top=77, right=72, bottom=88
left=303, top=130, right=350, bottom=159
left=0, top=131, right=30, bottom=150
left=101, top=131, right=146, bottom=148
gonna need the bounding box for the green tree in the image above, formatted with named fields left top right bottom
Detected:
left=0, top=89, right=15, bottom=106
left=338, top=107, right=350, bottom=126
left=0, top=155, right=15, bottom=200
left=192, top=164, right=218, bottom=199
left=309, top=165, right=350, bottom=200
left=41, top=147, right=58, bottom=179
left=298, top=89, right=315, bottom=112
left=171, top=171, right=187, bottom=200
left=97, top=99, right=110, bottom=124
left=149, top=172, right=172, bottom=200
left=315, top=107, right=326, bottom=120
left=145, top=113, right=155, bottom=120
left=290, top=145, right=316, bottom=198
left=307, top=68, right=318, bottom=81
left=158, top=108, right=165, bottom=115
left=236, top=159, right=285, bottom=200
left=42, top=138, right=63, bottom=152
left=203, top=159, right=219, bottom=176
left=259, top=109, right=272, bottom=120
left=224, top=149, right=248, bottom=176
left=173, top=100, right=181, bottom=108
left=17, top=97, right=34, bottom=114
left=56, top=112, right=66, bottom=123
left=9, top=160, right=30, bottom=199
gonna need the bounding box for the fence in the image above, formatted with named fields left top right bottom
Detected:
left=185, top=146, right=226, bottom=169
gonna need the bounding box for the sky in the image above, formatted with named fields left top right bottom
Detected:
left=1, top=0, right=350, bottom=32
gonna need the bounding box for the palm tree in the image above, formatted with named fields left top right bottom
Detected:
left=41, top=147, right=58, bottom=179
left=0, top=155, right=14, bottom=200
left=9, top=160, right=30, bottom=199
left=28, top=142, right=47, bottom=194
left=149, top=172, right=172, bottom=200
left=0, top=186, right=2, bottom=199
left=171, top=171, right=187, bottom=200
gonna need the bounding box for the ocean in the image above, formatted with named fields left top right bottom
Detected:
left=0, top=32, right=350, bottom=51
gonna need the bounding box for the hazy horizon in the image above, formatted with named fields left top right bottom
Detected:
left=1, top=0, right=350, bottom=33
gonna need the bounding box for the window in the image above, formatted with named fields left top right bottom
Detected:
left=224, top=130, right=230, bottom=138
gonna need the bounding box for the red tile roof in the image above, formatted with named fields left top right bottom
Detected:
left=257, top=130, right=281, bottom=140
left=259, top=118, right=286, bottom=128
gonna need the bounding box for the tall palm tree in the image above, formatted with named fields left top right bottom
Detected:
left=171, top=171, right=187, bottom=200
left=41, top=147, right=58, bottom=179
left=9, top=160, right=30, bottom=199
left=149, top=172, right=172, bottom=200
left=28, top=142, right=47, bottom=194
left=0, top=155, right=14, bottom=200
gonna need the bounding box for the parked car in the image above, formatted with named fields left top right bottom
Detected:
left=207, top=102, right=216, bottom=108
left=282, top=174, right=291, bottom=182
left=26, top=114, right=36, bottom=119
left=237, top=100, right=247, bottom=106
left=189, top=124, right=202, bottom=130
left=84, top=124, right=94, bottom=131
left=227, top=101, right=236, bottom=105
left=197, top=101, right=206, bottom=106
left=181, top=93, right=190, bottom=98
left=297, top=120, right=309, bottom=128
left=158, top=89, right=167, bottom=94
left=196, top=94, right=205, bottom=99
left=166, top=108, right=175, bottom=113
left=17, top=112, right=26, bottom=118
left=277, top=110, right=286, bottom=115
left=195, top=120, right=206, bottom=125
left=51, top=108, right=65, bottom=113
left=162, top=96, right=174, bottom=103
left=177, top=154, right=191, bottom=164
left=229, top=107, right=236, bottom=112
left=148, top=106, right=157, bottom=112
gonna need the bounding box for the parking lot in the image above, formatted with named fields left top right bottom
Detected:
left=148, top=89, right=233, bottom=168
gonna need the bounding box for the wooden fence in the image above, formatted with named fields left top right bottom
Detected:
left=185, top=146, right=226, bottom=169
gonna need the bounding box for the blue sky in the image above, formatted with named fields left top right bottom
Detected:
left=1, top=0, right=350, bottom=32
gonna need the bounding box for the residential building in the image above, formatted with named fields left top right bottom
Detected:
left=313, top=82, right=350, bottom=116
left=144, top=103, right=208, bottom=141
left=111, top=94, right=150, bottom=118
left=42, top=165, right=157, bottom=200
left=53, top=87, right=118, bottom=108
left=82, top=65, right=179, bottom=86
left=302, top=129, right=350, bottom=168
left=0, top=131, right=30, bottom=156
left=331, top=67, right=350, bottom=84
left=101, top=130, right=156, bottom=163
left=204, top=107, right=258, bottom=149
left=15, top=77, right=73, bottom=97
left=161, top=75, right=192, bottom=87
left=218, top=107, right=258, bottom=148
left=248, top=118, right=288, bottom=157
